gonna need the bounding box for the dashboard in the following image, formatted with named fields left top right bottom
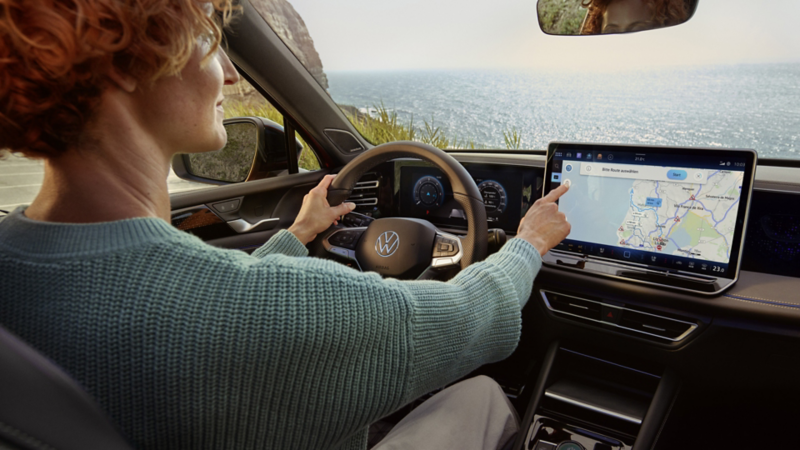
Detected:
left=353, top=156, right=798, bottom=283
left=361, top=160, right=543, bottom=234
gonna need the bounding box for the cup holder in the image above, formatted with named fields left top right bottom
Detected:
left=527, top=416, right=624, bottom=449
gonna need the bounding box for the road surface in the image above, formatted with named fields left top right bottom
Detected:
left=0, top=154, right=211, bottom=212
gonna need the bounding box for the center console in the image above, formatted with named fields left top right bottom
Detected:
left=509, top=143, right=758, bottom=448
left=516, top=345, right=678, bottom=450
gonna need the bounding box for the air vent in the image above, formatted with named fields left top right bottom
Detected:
left=545, top=293, right=602, bottom=322
left=347, top=172, right=380, bottom=211
left=618, top=310, right=695, bottom=340
left=541, top=290, right=698, bottom=342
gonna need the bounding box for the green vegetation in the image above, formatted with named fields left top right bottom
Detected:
left=339, top=102, right=418, bottom=145
left=342, top=102, right=525, bottom=150
left=503, top=127, right=523, bottom=150
left=342, top=102, right=484, bottom=149
left=538, top=0, right=587, bottom=35
left=226, top=99, right=527, bottom=156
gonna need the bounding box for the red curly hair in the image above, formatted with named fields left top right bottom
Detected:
left=580, top=0, right=688, bottom=35
left=0, top=0, right=236, bottom=158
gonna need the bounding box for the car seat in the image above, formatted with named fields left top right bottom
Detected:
left=0, top=324, right=132, bottom=450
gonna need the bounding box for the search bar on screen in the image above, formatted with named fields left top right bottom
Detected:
left=579, top=162, right=707, bottom=184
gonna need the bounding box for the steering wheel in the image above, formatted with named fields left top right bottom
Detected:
left=317, top=141, right=488, bottom=280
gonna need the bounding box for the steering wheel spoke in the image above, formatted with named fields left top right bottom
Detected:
left=322, top=226, right=367, bottom=270
left=431, top=231, right=464, bottom=268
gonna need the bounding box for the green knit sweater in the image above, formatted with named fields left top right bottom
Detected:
left=0, top=208, right=541, bottom=449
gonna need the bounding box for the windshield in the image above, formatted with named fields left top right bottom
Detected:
left=255, top=0, right=800, bottom=159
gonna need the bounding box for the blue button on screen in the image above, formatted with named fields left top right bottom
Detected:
left=667, top=170, right=687, bottom=180
left=645, top=197, right=663, bottom=207
left=551, top=173, right=561, bottom=182
left=565, top=164, right=573, bottom=173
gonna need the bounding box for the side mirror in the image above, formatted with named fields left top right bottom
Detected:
left=172, top=117, right=304, bottom=185
left=537, top=0, right=698, bottom=36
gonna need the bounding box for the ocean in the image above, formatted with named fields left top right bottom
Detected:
left=327, top=63, right=800, bottom=160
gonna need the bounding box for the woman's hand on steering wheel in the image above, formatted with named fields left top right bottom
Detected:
left=289, top=175, right=356, bottom=245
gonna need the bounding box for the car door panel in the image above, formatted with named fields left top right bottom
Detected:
left=170, top=169, right=330, bottom=250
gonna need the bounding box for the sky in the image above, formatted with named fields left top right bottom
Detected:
left=286, top=0, right=800, bottom=71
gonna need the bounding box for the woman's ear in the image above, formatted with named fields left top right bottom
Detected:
left=107, top=67, right=137, bottom=93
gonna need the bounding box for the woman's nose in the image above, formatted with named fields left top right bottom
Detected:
left=220, top=49, right=239, bottom=85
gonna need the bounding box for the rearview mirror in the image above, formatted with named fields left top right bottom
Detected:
left=537, top=0, right=698, bottom=36
left=172, top=117, right=303, bottom=185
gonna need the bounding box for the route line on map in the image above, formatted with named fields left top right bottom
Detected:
left=619, top=170, right=737, bottom=261
left=714, top=199, right=740, bottom=226
left=662, top=184, right=703, bottom=237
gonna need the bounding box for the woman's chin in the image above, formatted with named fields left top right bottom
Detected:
left=187, top=135, right=227, bottom=154
left=217, top=128, right=228, bottom=150
left=207, top=128, right=228, bottom=152
left=181, top=123, right=228, bottom=154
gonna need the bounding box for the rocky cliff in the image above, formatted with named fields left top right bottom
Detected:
left=250, top=0, right=329, bottom=90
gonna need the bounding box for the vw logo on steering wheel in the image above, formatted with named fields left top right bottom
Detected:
left=375, top=231, right=400, bottom=257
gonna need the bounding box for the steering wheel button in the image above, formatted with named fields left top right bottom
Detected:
left=330, top=247, right=349, bottom=258
left=432, top=258, right=453, bottom=267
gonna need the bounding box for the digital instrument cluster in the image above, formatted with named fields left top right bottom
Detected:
left=399, top=162, right=541, bottom=233
left=413, top=176, right=445, bottom=208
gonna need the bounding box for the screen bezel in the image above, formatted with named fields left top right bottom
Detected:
left=544, top=142, right=758, bottom=282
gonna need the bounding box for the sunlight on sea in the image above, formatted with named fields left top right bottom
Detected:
left=328, top=63, right=800, bottom=159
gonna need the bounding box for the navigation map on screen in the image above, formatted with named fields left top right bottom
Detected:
left=548, top=146, right=752, bottom=276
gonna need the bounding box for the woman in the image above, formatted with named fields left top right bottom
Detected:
left=0, top=0, right=570, bottom=449
left=580, top=0, right=690, bottom=35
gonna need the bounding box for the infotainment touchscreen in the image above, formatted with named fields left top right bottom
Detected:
left=544, top=143, right=756, bottom=289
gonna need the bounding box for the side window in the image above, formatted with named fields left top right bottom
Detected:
left=168, top=77, right=320, bottom=194
left=0, top=153, right=44, bottom=214
left=297, top=134, right=320, bottom=172
left=222, top=77, right=320, bottom=172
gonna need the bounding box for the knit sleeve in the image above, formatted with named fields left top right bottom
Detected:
left=203, top=237, right=541, bottom=448
left=392, top=237, right=542, bottom=401
left=251, top=229, right=309, bottom=258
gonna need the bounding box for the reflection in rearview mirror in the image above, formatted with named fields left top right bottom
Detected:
left=537, top=0, right=698, bottom=36
left=186, top=122, right=257, bottom=183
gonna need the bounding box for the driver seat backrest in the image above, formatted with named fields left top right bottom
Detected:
left=0, top=324, right=133, bottom=450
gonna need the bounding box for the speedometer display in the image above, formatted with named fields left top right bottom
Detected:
left=478, top=180, right=507, bottom=215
